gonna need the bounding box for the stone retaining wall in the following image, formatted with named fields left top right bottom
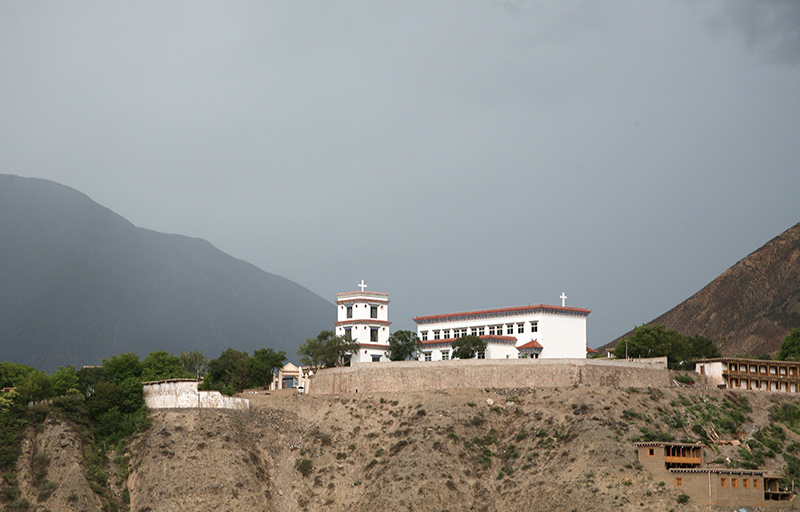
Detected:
left=307, top=357, right=669, bottom=395
left=142, top=379, right=249, bottom=411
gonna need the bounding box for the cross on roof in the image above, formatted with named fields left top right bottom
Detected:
left=560, top=292, right=567, bottom=307
left=358, top=280, right=368, bottom=292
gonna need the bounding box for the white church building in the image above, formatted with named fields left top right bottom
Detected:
left=413, top=294, right=590, bottom=361
left=334, top=281, right=392, bottom=364
left=334, top=282, right=590, bottom=364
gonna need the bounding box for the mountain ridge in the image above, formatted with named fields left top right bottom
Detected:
left=0, top=173, right=333, bottom=371
left=602, top=221, right=800, bottom=356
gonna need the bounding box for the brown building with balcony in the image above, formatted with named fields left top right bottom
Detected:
left=695, top=358, right=800, bottom=393
left=635, top=442, right=795, bottom=508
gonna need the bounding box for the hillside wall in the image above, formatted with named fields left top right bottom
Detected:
left=308, top=357, right=669, bottom=395
left=143, top=379, right=249, bottom=411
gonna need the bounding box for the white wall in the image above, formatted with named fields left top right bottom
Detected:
left=695, top=362, right=724, bottom=387
left=142, top=380, right=250, bottom=411
left=415, top=306, right=588, bottom=359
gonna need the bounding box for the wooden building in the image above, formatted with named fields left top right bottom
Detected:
left=635, top=441, right=795, bottom=508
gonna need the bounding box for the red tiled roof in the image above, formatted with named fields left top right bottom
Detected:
left=586, top=347, right=597, bottom=354
left=356, top=343, right=390, bottom=349
left=335, top=319, right=392, bottom=326
left=517, top=340, right=543, bottom=350
left=413, top=304, right=590, bottom=323
left=336, top=291, right=390, bottom=303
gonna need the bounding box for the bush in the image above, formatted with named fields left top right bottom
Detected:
left=295, top=458, right=313, bottom=477
left=676, top=493, right=689, bottom=503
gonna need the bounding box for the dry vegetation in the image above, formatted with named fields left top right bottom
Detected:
left=10, top=382, right=800, bottom=512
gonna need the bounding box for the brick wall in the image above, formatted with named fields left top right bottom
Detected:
left=307, top=357, right=669, bottom=395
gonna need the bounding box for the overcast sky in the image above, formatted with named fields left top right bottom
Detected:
left=2, top=1, right=799, bottom=348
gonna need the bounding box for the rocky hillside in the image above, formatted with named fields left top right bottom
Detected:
left=0, top=174, right=333, bottom=371
left=12, top=384, right=800, bottom=512
left=606, top=221, right=800, bottom=357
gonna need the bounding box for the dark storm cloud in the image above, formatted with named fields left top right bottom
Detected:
left=1, top=1, right=799, bottom=348
left=706, top=1, right=800, bottom=65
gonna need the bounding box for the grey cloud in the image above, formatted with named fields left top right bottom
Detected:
left=706, top=1, right=800, bottom=65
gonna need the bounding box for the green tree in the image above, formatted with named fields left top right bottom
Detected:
left=49, top=366, right=79, bottom=396
left=180, top=349, right=209, bottom=379
left=613, top=325, right=720, bottom=370
left=298, top=330, right=359, bottom=368
left=141, top=351, right=187, bottom=381
left=206, top=348, right=251, bottom=393
left=778, top=328, right=800, bottom=361
left=0, top=362, right=45, bottom=388
left=102, top=353, right=142, bottom=384
left=452, top=335, right=487, bottom=360
left=249, top=348, right=286, bottom=388
left=76, top=366, right=107, bottom=396
left=387, top=330, right=421, bottom=361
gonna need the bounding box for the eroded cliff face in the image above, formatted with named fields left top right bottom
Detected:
left=16, top=416, right=103, bottom=512
left=124, top=387, right=798, bottom=512
left=127, top=409, right=275, bottom=512
left=19, top=385, right=800, bottom=512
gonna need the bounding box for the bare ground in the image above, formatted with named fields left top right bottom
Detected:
left=15, top=384, right=800, bottom=512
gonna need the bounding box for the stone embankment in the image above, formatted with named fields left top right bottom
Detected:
left=308, top=357, right=669, bottom=395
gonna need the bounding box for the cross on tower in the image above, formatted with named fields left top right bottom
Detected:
left=560, top=292, right=567, bottom=307
left=358, top=280, right=368, bottom=292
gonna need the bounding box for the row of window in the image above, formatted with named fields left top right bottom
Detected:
left=422, top=350, right=485, bottom=361
left=345, top=305, right=379, bottom=319
left=675, top=476, right=758, bottom=489
left=727, top=363, right=799, bottom=376
left=421, top=322, right=537, bottom=341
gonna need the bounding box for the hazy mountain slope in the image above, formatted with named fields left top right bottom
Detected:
left=603, top=221, right=800, bottom=356
left=0, top=174, right=333, bottom=371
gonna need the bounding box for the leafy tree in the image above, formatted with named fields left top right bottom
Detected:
left=180, top=349, right=209, bottom=379
left=206, top=348, right=251, bottom=393
left=141, top=351, right=187, bottom=381
left=613, top=325, right=720, bottom=370
left=76, top=366, right=107, bottom=396
left=250, top=348, right=286, bottom=387
left=387, top=330, right=421, bottom=361
left=87, top=381, right=124, bottom=419
left=298, top=330, right=359, bottom=368
left=452, top=335, right=487, bottom=360
left=0, top=362, right=45, bottom=388
left=102, top=353, right=142, bottom=384
left=49, top=366, right=79, bottom=396
left=778, top=328, right=800, bottom=361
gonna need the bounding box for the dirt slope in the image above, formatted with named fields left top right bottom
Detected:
left=123, top=385, right=800, bottom=512
left=16, top=416, right=103, bottom=512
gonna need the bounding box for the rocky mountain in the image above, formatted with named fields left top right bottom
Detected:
left=606, top=221, right=800, bottom=356
left=0, top=174, right=333, bottom=371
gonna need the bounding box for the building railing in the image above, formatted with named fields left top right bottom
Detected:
left=665, top=455, right=702, bottom=465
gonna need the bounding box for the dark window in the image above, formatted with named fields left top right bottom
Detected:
left=370, top=306, right=377, bottom=319
left=531, top=322, right=538, bottom=333
left=371, top=354, right=381, bottom=362
left=346, top=306, right=353, bottom=319
left=370, top=328, right=378, bottom=342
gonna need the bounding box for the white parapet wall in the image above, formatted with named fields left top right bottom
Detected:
left=142, top=379, right=249, bottom=411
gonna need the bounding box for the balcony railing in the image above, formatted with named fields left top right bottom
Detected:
left=664, top=455, right=702, bottom=465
